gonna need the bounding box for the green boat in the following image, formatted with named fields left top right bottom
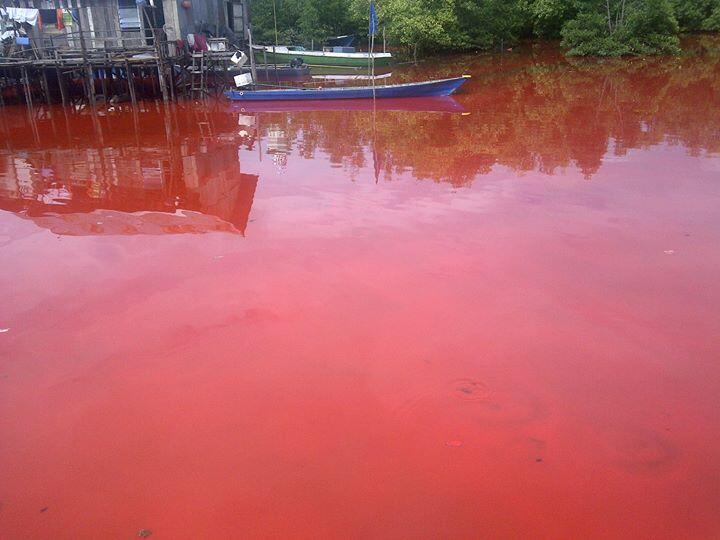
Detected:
left=252, top=45, right=392, bottom=68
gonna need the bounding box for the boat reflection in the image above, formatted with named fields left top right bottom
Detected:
left=230, top=96, right=467, bottom=113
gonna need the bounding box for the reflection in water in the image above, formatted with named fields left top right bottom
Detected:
left=1, top=43, right=718, bottom=234
left=1, top=42, right=720, bottom=539
left=0, top=104, right=259, bottom=236
left=267, top=48, right=720, bottom=184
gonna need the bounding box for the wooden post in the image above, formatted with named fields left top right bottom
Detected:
left=101, top=66, right=109, bottom=101
left=155, top=46, right=169, bottom=102
left=22, top=66, right=33, bottom=108
left=40, top=67, right=52, bottom=105
left=247, top=27, right=258, bottom=87
left=125, top=60, right=137, bottom=105
left=56, top=67, right=69, bottom=106
left=74, top=3, right=96, bottom=105
left=142, top=6, right=169, bottom=102
left=168, top=59, right=175, bottom=101
left=27, top=105, right=40, bottom=145
left=262, top=48, right=268, bottom=81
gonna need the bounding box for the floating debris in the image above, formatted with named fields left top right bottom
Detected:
left=664, top=250, right=675, bottom=255
left=138, top=529, right=153, bottom=537
left=0, top=328, right=9, bottom=333
left=451, top=378, right=490, bottom=402
left=445, top=440, right=463, bottom=448
left=40, top=507, right=48, bottom=513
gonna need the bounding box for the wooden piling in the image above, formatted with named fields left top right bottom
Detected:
left=56, top=67, right=69, bottom=106
left=21, top=66, right=33, bottom=108
left=40, top=68, right=52, bottom=105
left=168, top=59, right=175, bottom=101
left=157, top=60, right=169, bottom=103
left=125, top=60, right=137, bottom=106
left=101, top=67, right=109, bottom=101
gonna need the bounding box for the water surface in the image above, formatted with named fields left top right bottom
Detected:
left=1, top=44, right=720, bottom=538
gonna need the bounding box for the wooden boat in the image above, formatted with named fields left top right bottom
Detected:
left=311, top=72, right=392, bottom=82
left=225, top=76, right=470, bottom=102
left=238, top=64, right=311, bottom=80
left=252, top=45, right=392, bottom=68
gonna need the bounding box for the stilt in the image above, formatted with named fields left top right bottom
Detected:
left=168, top=59, right=175, bottom=101
left=21, top=66, right=33, bottom=108
left=57, top=67, right=69, bottom=106
left=101, top=67, right=109, bottom=101
left=26, top=102, right=40, bottom=145
left=40, top=68, right=52, bottom=105
left=125, top=60, right=137, bottom=106
left=86, top=65, right=96, bottom=105
left=157, top=59, right=168, bottom=102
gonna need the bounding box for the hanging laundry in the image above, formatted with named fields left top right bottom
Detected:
left=1, top=7, right=40, bottom=26
left=194, top=33, right=208, bottom=52
left=62, top=9, right=73, bottom=27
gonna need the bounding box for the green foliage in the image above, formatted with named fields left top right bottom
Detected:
left=248, top=0, right=717, bottom=56
left=250, top=0, right=357, bottom=46
left=455, top=0, right=527, bottom=49
left=378, top=0, right=465, bottom=51
left=561, top=0, right=680, bottom=56
left=670, top=0, right=720, bottom=31
left=702, top=4, right=720, bottom=30
left=526, top=0, right=577, bottom=37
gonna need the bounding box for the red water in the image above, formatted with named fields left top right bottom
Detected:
left=1, top=44, right=720, bottom=538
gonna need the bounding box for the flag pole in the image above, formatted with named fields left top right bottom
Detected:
left=371, top=31, right=375, bottom=99
left=367, top=7, right=371, bottom=78
left=369, top=0, right=376, bottom=99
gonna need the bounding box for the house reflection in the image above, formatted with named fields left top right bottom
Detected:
left=0, top=104, right=258, bottom=236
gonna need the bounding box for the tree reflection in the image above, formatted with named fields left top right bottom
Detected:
left=267, top=45, right=720, bottom=184
left=1, top=43, right=718, bottom=235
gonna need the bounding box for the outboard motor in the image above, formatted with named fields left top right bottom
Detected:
left=230, top=51, right=248, bottom=67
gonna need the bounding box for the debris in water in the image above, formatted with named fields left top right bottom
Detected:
left=664, top=250, right=675, bottom=255
left=0, top=328, right=9, bottom=333
left=451, top=378, right=490, bottom=401
left=446, top=440, right=463, bottom=448
left=138, top=529, right=152, bottom=537
left=536, top=458, right=543, bottom=463
left=40, top=507, right=48, bottom=513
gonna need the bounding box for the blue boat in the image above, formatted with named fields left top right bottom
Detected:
left=224, top=76, right=470, bottom=102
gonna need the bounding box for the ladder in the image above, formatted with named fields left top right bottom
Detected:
left=189, top=52, right=207, bottom=99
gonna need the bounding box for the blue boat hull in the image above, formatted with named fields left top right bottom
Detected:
left=224, top=76, right=470, bottom=102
